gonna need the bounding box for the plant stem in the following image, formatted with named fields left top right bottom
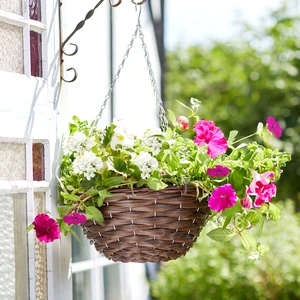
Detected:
left=233, top=132, right=258, bottom=145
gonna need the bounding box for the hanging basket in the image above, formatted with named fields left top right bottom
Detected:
left=82, top=185, right=210, bottom=263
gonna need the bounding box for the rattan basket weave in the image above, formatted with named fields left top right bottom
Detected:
left=82, top=185, right=210, bottom=263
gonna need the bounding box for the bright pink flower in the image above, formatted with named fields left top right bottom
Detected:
left=176, top=116, right=189, bottom=130
left=208, top=184, right=237, bottom=213
left=193, top=120, right=228, bottom=158
left=64, top=213, right=87, bottom=225
left=241, top=194, right=253, bottom=209
left=32, top=214, right=60, bottom=243
left=247, top=170, right=277, bottom=208
left=266, top=116, right=282, bottom=138
left=207, top=165, right=230, bottom=177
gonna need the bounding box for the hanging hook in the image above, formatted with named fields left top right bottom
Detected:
left=62, top=68, right=78, bottom=83
left=110, top=0, right=122, bottom=7
left=131, top=0, right=147, bottom=5
left=62, top=43, right=78, bottom=56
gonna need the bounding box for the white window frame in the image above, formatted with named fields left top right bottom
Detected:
left=0, top=0, right=70, bottom=299
left=0, top=0, right=47, bottom=77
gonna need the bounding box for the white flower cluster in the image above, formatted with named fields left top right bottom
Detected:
left=110, top=119, right=135, bottom=150
left=73, top=151, right=103, bottom=180
left=63, top=131, right=93, bottom=156
left=131, top=151, right=158, bottom=179
left=142, top=128, right=164, bottom=155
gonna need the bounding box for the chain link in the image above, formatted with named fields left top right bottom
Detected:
left=92, top=6, right=168, bottom=131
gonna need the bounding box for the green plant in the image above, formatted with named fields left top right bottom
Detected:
left=28, top=99, right=290, bottom=260
left=150, top=200, right=300, bottom=300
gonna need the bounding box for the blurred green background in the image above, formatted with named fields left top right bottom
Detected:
left=151, top=1, right=300, bottom=299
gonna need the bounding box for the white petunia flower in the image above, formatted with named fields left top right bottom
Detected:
left=142, top=128, right=164, bottom=155
left=131, top=151, right=158, bottom=179
left=110, top=126, right=134, bottom=150
left=63, top=131, right=94, bottom=156
left=72, top=151, right=103, bottom=180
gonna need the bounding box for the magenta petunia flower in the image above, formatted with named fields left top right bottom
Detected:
left=246, top=170, right=277, bottom=208
left=193, top=120, right=228, bottom=158
left=207, top=165, right=230, bottom=177
left=208, top=184, right=237, bottom=213
left=32, top=214, right=60, bottom=243
left=64, top=212, right=87, bottom=225
left=176, top=116, right=189, bottom=130
left=266, top=116, right=282, bottom=138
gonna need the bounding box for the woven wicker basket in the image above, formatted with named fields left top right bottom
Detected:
left=82, top=185, right=210, bottom=263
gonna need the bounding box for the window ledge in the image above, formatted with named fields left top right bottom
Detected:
left=0, top=180, right=49, bottom=194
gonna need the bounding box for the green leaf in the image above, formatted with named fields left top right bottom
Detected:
left=167, top=109, right=177, bottom=125
left=112, top=157, right=127, bottom=173
left=80, top=179, right=96, bottom=190
left=257, top=244, right=270, bottom=257
left=102, top=176, right=125, bottom=188
left=222, top=201, right=243, bottom=217
left=240, top=231, right=257, bottom=251
left=86, top=187, right=99, bottom=197
left=26, top=223, right=34, bottom=233
left=165, top=127, right=174, bottom=140
left=207, top=228, right=233, bottom=242
left=146, top=177, right=168, bottom=190
left=268, top=203, right=281, bottom=221
left=58, top=205, right=74, bottom=217
left=103, top=124, right=116, bottom=146
left=85, top=206, right=104, bottom=225
left=222, top=215, right=233, bottom=229
left=97, top=190, right=114, bottom=207
left=60, top=192, right=81, bottom=201
left=256, top=122, right=264, bottom=132
left=69, top=228, right=85, bottom=246
left=228, top=130, right=239, bottom=144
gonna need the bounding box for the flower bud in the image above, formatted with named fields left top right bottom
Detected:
left=176, top=116, right=189, bottom=130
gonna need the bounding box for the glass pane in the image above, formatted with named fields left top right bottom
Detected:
left=30, top=31, right=43, bottom=77
left=0, top=22, right=24, bottom=74
left=72, top=226, right=91, bottom=263
left=72, top=271, right=92, bottom=300
left=34, top=193, right=47, bottom=300
left=0, top=142, right=26, bottom=180
left=103, top=264, right=122, bottom=300
left=33, top=143, right=45, bottom=181
left=0, top=0, right=22, bottom=15
left=0, top=194, right=28, bottom=299
left=29, top=0, right=41, bottom=21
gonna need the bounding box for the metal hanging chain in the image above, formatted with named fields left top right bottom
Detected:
left=93, top=6, right=168, bottom=131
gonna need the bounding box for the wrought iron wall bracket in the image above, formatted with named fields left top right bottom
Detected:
left=60, top=0, right=105, bottom=83
left=60, top=0, right=147, bottom=83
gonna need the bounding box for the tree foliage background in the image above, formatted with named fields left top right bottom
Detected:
left=163, top=2, right=300, bottom=207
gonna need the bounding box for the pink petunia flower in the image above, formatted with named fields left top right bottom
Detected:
left=176, top=116, right=189, bottom=130
left=207, top=165, right=230, bottom=177
left=246, top=170, right=277, bottom=208
left=32, top=214, right=60, bottom=243
left=64, top=212, right=87, bottom=225
left=266, top=116, right=282, bottom=138
left=241, top=194, right=253, bottom=209
left=193, top=120, right=228, bottom=158
left=208, top=184, right=237, bottom=213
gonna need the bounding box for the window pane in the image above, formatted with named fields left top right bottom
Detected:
left=0, top=0, right=22, bottom=15
left=0, top=22, right=24, bottom=74
left=72, top=271, right=93, bottom=300
left=72, top=226, right=91, bottom=263
left=29, top=0, right=41, bottom=21
left=30, top=31, right=43, bottom=77
left=34, top=192, right=47, bottom=300
left=103, top=264, right=122, bottom=300
left=33, top=143, right=45, bottom=181
left=0, top=142, right=26, bottom=180
left=0, top=194, right=29, bottom=299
